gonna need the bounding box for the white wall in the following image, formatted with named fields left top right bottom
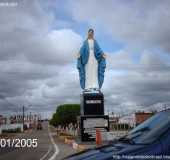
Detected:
left=0, top=123, right=23, bottom=134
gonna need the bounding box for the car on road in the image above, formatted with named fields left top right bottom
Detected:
left=37, top=121, right=43, bottom=130
left=64, top=109, right=170, bottom=160
left=23, top=124, right=28, bottom=130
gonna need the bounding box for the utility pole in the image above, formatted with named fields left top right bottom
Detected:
left=23, top=105, right=25, bottom=131
left=30, top=112, right=32, bottom=123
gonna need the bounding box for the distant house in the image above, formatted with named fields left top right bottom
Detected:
left=0, top=115, right=3, bottom=125
left=109, top=116, right=119, bottom=124
left=135, top=111, right=155, bottom=126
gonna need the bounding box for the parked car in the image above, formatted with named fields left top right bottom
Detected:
left=23, top=124, right=28, bottom=130
left=64, top=109, right=170, bottom=160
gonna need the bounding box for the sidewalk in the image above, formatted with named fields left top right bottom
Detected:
left=49, top=125, right=114, bottom=153
left=54, top=130, right=109, bottom=151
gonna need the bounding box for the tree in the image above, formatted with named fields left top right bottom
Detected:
left=50, top=104, right=80, bottom=127
left=50, top=113, right=60, bottom=126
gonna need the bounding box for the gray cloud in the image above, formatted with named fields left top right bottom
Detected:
left=1, top=0, right=170, bottom=118
left=103, top=50, right=170, bottom=114
left=69, top=0, right=170, bottom=52
left=0, top=0, right=82, bottom=116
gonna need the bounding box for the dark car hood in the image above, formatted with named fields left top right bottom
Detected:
left=64, top=141, right=145, bottom=160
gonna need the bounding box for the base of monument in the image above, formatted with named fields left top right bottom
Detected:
left=77, top=115, right=109, bottom=142
left=80, top=92, right=104, bottom=115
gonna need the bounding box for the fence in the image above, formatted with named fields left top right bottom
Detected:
left=0, top=123, right=23, bottom=134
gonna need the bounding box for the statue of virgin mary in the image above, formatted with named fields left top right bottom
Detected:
left=77, top=29, right=106, bottom=91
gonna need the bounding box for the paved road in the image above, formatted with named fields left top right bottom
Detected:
left=0, top=122, right=76, bottom=160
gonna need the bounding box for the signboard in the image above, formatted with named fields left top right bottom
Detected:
left=79, top=115, right=109, bottom=141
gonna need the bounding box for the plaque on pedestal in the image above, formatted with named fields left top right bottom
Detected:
left=78, top=115, right=109, bottom=142
left=80, top=92, right=104, bottom=115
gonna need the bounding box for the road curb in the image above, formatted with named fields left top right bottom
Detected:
left=57, top=132, right=95, bottom=152
left=61, top=136, right=87, bottom=151
left=64, top=138, right=75, bottom=145
left=72, top=141, right=87, bottom=151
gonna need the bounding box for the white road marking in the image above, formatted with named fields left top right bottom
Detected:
left=40, top=146, right=52, bottom=160
left=48, top=124, right=60, bottom=160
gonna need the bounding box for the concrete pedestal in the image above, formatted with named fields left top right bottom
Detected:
left=78, top=91, right=109, bottom=142
left=80, top=92, right=104, bottom=115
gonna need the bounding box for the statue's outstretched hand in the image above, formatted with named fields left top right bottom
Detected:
left=77, top=52, right=80, bottom=58
left=102, top=53, right=106, bottom=59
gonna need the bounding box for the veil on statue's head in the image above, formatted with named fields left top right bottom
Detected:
left=88, top=28, right=94, bottom=33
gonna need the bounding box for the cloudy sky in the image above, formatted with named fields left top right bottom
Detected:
left=0, top=0, right=170, bottom=118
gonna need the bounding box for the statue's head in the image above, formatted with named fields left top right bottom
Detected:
left=87, top=28, right=94, bottom=39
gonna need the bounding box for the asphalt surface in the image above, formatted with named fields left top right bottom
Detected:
left=0, top=122, right=76, bottom=160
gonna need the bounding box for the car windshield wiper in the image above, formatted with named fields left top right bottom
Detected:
left=118, top=127, right=150, bottom=144
left=130, top=126, right=150, bottom=135
left=118, top=136, right=135, bottom=144
left=125, top=126, right=150, bottom=141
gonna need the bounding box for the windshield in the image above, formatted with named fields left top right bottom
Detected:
left=125, top=110, right=170, bottom=144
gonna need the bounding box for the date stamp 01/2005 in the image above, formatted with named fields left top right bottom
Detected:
left=0, top=138, right=38, bottom=148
